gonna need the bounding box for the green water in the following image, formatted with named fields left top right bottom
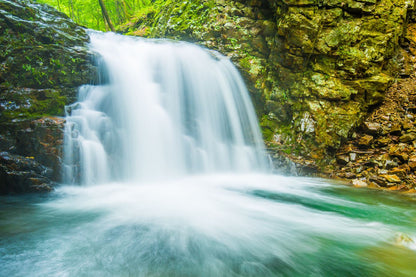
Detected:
left=1, top=174, right=415, bottom=276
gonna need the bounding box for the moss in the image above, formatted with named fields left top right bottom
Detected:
left=0, top=88, right=72, bottom=124
left=0, top=0, right=95, bottom=90
left=260, top=114, right=278, bottom=141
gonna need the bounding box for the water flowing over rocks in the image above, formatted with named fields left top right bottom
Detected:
left=0, top=0, right=97, bottom=193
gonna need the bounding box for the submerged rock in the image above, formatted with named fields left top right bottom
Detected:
left=0, top=151, right=54, bottom=193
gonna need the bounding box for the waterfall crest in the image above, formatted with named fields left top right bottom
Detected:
left=63, top=32, right=268, bottom=184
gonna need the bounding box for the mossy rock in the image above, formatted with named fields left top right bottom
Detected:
left=0, top=0, right=97, bottom=193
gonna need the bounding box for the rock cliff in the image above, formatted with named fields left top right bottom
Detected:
left=121, top=0, right=416, bottom=183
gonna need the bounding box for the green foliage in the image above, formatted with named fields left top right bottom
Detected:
left=36, top=0, right=152, bottom=31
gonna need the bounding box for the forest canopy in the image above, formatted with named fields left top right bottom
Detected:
left=36, top=0, right=154, bottom=31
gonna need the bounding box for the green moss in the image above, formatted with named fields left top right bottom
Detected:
left=260, top=114, right=278, bottom=141
left=0, top=87, right=70, bottom=124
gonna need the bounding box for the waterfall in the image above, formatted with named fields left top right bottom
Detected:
left=3, top=32, right=416, bottom=277
left=63, top=32, right=268, bottom=185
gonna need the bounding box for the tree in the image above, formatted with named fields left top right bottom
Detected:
left=98, top=0, right=115, bottom=32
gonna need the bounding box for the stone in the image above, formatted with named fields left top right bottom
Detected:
left=349, top=152, right=357, bottom=161
left=408, top=155, right=416, bottom=170
left=363, top=121, right=381, bottom=135
left=402, top=120, right=413, bottom=130
left=358, top=135, right=374, bottom=147
left=399, top=132, right=416, bottom=143
left=394, top=233, right=414, bottom=246
left=367, top=182, right=380, bottom=189
left=369, top=174, right=387, bottom=185
left=0, top=152, right=54, bottom=194
left=0, top=0, right=97, bottom=90
left=352, top=179, right=368, bottom=187
left=380, top=174, right=401, bottom=183
left=389, top=124, right=402, bottom=135
left=389, top=144, right=410, bottom=162
left=389, top=167, right=408, bottom=178
left=376, top=137, right=391, bottom=147
left=336, top=154, right=350, bottom=165
left=344, top=172, right=356, bottom=179
left=385, top=159, right=399, bottom=169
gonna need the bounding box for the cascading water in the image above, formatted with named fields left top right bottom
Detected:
left=63, top=32, right=267, bottom=185
left=1, top=32, right=416, bottom=277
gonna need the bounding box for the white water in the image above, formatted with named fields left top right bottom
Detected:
left=63, top=32, right=267, bottom=185
left=7, top=32, right=411, bottom=276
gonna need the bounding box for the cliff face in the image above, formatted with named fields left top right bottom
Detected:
left=0, top=0, right=96, bottom=193
left=122, top=0, right=414, bottom=172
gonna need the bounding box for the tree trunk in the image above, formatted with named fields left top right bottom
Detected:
left=98, top=0, right=115, bottom=32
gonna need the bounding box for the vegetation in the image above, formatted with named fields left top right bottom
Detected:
left=36, top=0, right=153, bottom=31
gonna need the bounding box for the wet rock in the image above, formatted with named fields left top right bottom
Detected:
left=0, top=152, right=54, bottom=193
left=344, top=172, right=356, bottom=179
left=394, top=233, right=414, bottom=246
left=363, top=121, right=381, bottom=135
left=336, top=154, right=350, bottom=165
left=0, top=117, right=64, bottom=194
left=358, top=135, right=374, bottom=147
left=369, top=175, right=387, bottom=186
left=380, top=174, right=401, bottom=183
left=267, top=148, right=318, bottom=176
left=349, top=152, right=357, bottom=162
left=375, top=137, right=391, bottom=147
left=385, top=159, right=399, bottom=169
left=0, top=0, right=95, bottom=194
left=0, top=0, right=97, bottom=89
left=402, top=120, right=413, bottom=130
left=389, top=124, right=402, bottom=135
left=389, top=144, right=410, bottom=162
left=399, top=132, right=416, bottom=143
left=408, top=155, right=416, bottom=170
left=352, top=179, right=368, bottom=188
left=389, top=167, right=408, bottom=179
